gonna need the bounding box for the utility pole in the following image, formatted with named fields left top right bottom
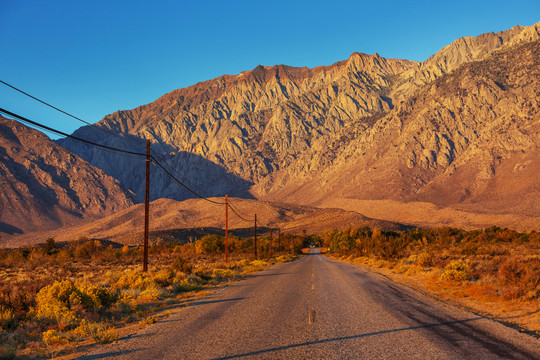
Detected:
left=278, top=228, right=281, bottom=253
left=254, top=214, right=258, bottom=259
left=143, top=139, right=150, bottom=272
left=225, top=194, right=229, bottom=263
left=269, top=228, right=273, bottom=257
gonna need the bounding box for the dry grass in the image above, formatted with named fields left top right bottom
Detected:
left=0, top=235, right=300, bottom=359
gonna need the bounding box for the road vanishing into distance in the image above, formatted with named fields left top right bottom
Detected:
left=81, top=249, right=539, bottom=359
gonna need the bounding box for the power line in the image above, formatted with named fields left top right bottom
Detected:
left=0, top=79, right=140, bottom=146
left=0, top=108, right=146, bottom=156
left=227, top=199, right=252, bottom=219
left=227, top=201, right=253, bottom=223
left=149, top=149, right=214, bottom=197
left=1, top=106, right=267, bottom=226
left=150, top=155, right=225, bottom=205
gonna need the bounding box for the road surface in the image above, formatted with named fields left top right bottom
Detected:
left=80, top=249, right=539, bottom=359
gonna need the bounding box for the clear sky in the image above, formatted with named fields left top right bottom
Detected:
left=1, top=0, right=539, bottom=137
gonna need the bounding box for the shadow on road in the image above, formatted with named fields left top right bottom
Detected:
left=211, top=317, right=485, bottom=359
left=192, top=297, right=246, bottom=306
left=247, top=272, right=293, bottom=278
left=76, top=349, right=141, bottom=359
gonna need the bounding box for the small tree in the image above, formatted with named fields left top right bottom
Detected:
left=44, top=238, right=56, bottom=255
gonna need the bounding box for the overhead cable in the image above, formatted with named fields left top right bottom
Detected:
left=0, top=79, right=140, bottom=146
left=149, top=150, right=214, bottom=197
left=227, top=201, right=254, bottom=223
left=150, top=155, right=225, bottom=205
left=0, top=108, right=146, bottom=156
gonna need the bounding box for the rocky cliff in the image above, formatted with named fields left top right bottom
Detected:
left=58, top=53, right=417, bottom=201
left=0, top=116, right=136, bottom=236
left=57, top=21, right=540, bottom=228
left=278, top=39, right=540, bottom=219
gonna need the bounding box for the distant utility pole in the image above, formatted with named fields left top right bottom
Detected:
left=254, top=214, right=258, bottom=259
left=269, top=228, right=273, bottom=257
left=277, top=228, right=281, bottom=253
left=143, top=139, right=150, bottom=272
left=225, top=195, right=229, bottom=263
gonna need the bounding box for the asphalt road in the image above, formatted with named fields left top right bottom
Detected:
left=80, top=249, right=540, bottom=359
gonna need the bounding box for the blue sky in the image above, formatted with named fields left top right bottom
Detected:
left=1, top=0, right=539, bottom=137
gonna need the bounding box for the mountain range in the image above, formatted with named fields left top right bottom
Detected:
left=1, top=21, right=539, bottom=244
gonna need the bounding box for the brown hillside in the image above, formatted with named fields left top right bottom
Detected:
left=0, top=116, right=136, bottom=239
left=0, top=197, right=406, bottom=248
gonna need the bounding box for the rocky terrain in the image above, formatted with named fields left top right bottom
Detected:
left=58, top=22, right=539, bottom=199
left=2, top=21, right=539, bottom=243
left=286, top=39, right=540, bottom=216
left=0, top=115, right=136, bottom=237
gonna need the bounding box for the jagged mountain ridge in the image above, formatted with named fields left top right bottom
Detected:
left=392, top=21, right=540, bottom=100
left=58, top=21, right=540, bottom=228
left=59, top=53, right=417, bottom=200
left=0, top=116, right=136, bottom=236
left=279, top=39, right=540, bottom=219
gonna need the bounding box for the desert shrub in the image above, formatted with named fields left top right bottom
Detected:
left=93, top=325, right=118, bottom=344
left=440, top=261, right=472, bottom=281
left=137, top=285, right=163, bottom=302
left=44, top=238, right=57, bottom=255
left=113, top=270, right=153, bottom=291
left=33, top=280, right=82, bottom=328
left=376, top=235, right=408, bottom=260
left=152, top=269, right=175, bottom=287
left=274, top=255, right=292, bottom=263
left=0, top=339, right=17, bottom=359
left=172, top=257, right=193, bottom=274
left=42, top=329, right=71, bottom=346
left=460, top=242, right=479, bottom=255
left=498, top=258, right=525, bottom=285
left=195, top=235, right=225, bottom=255
left=115, top=292, right=136, bottom=313
left=236, top=259, right=250, bottom=267
left=250, top=260, right=268, bottom=268
left=0, top=305, right=17, bottom=331
left=172, top=272, right=205, bottom=293
left=498, top=258, right=540, bottom=299
left=404, top=265, right=425, bottom=276
left=212, top=268, right=234, bottom=279
left=72, top=320, right=118, bottom=343
left=416, top=252, right=433, bottom=267
left=33, top=281, right=115, bottom=326
left=73, top=240, right=95, bottom=259
left=79, top=284, right=117, bottom=310
left=172, top=281, right=202, bottom=293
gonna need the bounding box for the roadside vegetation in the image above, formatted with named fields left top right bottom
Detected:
left=0, top=233, right=304, bottom=359
left=320, top=226, right=540, bottom=335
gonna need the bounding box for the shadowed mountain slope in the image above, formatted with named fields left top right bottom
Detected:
left=0, top=115, right=136, bottom=238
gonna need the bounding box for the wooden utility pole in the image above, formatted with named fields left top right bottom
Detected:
left=225, top=194, right=229, bottom=263
left=278, top=228, right=281, bottom=253
left=254, top=214, right=258, bottom=259
left=143, top=139, right=150, bottom=272
left=269, top=229, right=273, bottom=257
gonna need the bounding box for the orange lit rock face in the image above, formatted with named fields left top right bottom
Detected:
left=53, top=22, right=540, bottom=229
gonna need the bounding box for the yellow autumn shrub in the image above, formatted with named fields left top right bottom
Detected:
left=441, top=260, right=471, bottom=281
left=33, top=280, right=81, bottom=328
